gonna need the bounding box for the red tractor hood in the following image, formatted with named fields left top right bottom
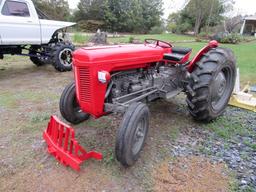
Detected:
left=72, top=44, right=170, bottom=118
left=73, top=44, right=170, bottom=71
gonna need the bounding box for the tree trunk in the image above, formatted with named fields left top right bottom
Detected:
left=194, top=10, right=202, bottom=35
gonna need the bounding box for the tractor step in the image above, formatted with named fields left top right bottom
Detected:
left=43, top=116, right=103, bottom=171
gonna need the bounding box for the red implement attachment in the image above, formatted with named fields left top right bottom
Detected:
left=43, top=116, right=102, bottom=171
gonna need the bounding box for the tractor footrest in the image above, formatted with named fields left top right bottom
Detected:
left=43, top=116, right=103, bottom=171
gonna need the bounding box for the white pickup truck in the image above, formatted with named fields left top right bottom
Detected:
left=0, top=0, right=76, bottom=72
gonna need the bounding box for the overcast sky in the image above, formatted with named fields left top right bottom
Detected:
left=68, top=0, right=256, bottom=18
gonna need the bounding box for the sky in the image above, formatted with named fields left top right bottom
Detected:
left=68, top=0, right=256, bottom=19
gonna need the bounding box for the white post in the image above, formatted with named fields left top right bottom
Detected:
left=233, top=68, right=240, bottom=94
left=240, top=20, right=246, bottom=35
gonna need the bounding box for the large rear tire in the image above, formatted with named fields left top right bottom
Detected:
left=59, top=82, right=90, bottom=124
left=115, top=102, right=150, bottom=167
left=186, top=48, right=236, bottom=122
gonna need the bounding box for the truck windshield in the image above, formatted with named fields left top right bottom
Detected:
left=35, top=7, right=50, bottom=20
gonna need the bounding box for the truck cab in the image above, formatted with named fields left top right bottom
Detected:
left=0, top=0, right=41, bottom=45
left=0, top=0, right=77, bottom=72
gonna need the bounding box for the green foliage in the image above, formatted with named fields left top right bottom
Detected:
left=149, top=25, right=165, bottom=34
left=176, top=22, right=192, bottom=34
left=204, top=116, right=249, bottom=139
left=167, top=0, right=229, bottom=34
left=73, top=0, right=163, bottom=33
left=219, top=33, right=242, bottom=44
left=128, top=36, right=135, bottom=43
left=72, top=33, right=91, bottom=44
left=77, top=20, right=104, bottom=32
left=32, top=0, right=70, bottom=21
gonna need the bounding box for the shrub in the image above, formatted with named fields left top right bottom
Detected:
left=149, top=26, right=165, bottom=34
left=176, top=22, right=192, bottom=34
left=220, top=33, right=242, bottom=44
left=129, top=36, right=135, bottom=43
left=77, top=20, right=104, bottom=32
left=211, top=32, right=242, bottom=44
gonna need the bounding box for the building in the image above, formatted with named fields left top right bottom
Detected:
left=240, top=16, right=256, bottom=36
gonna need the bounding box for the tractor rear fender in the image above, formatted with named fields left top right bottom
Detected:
left=187, top=40, right=219, bottom=72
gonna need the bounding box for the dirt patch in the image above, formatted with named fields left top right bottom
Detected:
left=1, top=164, right=123, bottom=192
left=153, top=156, right=230, bottom=192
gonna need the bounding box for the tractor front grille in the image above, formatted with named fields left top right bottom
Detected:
left=78, top=67, right=92, bottom=103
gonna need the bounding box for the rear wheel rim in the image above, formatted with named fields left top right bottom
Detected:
left=59, top=48, right=73, bottom=67
left=132, top=118, right=146, bottom=156
left=211, top=67, right=232, bottom=112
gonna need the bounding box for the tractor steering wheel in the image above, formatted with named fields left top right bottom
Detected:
left=145, top=39, right=173, bottom=48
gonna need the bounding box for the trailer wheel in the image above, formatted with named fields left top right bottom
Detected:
left=52, top=43, right=75, bottom=72
left=186, top=48, right=236, bottom=122
left=60, top=82, right=90, bottom=124
left=29, top=50, right=46, bottom=66
left=115, top=102, right=149, bottom=166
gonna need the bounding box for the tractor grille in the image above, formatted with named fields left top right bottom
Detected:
left=78, top=67, right=92, bottom=103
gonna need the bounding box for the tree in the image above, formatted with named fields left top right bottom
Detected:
left=224, top=15, right=243, bottom=33
left=73, top=0, right=163, bottom=33
left=183, top=0, right=225, bottom=35
left=33, top=0, right=70, bottom=21
left=167, top=0, right=233, bottom=35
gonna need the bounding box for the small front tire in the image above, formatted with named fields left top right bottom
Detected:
left=115, top=102, right=150, bottom=167
left=29, top=50, right=47, bottom=66
left=59, top=82, right=90, bottom=124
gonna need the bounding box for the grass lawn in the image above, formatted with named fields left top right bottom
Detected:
left=108, top=33, right=195, bottom=43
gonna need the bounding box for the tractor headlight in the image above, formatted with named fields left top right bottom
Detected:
left=98, top=71, right=111, bottom=84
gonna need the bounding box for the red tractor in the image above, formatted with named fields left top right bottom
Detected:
left=59, top=39, right=236, bottom=166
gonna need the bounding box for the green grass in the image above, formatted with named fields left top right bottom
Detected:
left=108, top=33, right=195, bottom=43
left=204, top=116, right=249, bottom=139
left=72, top=33, right=92, bottom=44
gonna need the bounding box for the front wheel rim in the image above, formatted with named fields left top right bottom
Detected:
left=59, top=48, right=73, bottom=67
left=211, top=67, right=233, bottom=112
left=132, top=118, right=147, bottom=155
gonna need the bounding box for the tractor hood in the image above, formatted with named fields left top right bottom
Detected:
left=40, top=20, right=76, bottom=44
left=73, top=44, right=170, bottom=71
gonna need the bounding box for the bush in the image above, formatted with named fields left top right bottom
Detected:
left=129, top=36, right=135, bottom=43
left=167, top=23, right=178, bottom=33
left=149, top=26, right=165, bottom=34
left=77, top=20, right=104, bottom=32
left=220, top=33, right=242, bottom=44
left=176, top=22, right=192, bottom=34
left=197, top=32, right=210, bottom=39
left=211, top=32, right=242, bottom=44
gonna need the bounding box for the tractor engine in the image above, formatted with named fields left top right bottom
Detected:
left=110, top=64, right=184, bottom=100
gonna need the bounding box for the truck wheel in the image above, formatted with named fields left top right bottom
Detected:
left=186, top=48, right=236, bottom=122
left=115, top=102, right=150, bottom=166
left=52, top=43, right=75, bottom=72
left=59, top=82, right=90, bottom=124
left=29, top=50, right=46, bottom=66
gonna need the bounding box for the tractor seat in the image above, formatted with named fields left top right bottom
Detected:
left=163, top=47, right=192, bottom=62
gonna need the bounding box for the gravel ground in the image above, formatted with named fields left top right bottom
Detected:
left=169, top=106, right=256, bottom=191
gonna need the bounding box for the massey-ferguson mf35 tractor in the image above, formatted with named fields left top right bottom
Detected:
left=60, top=39, right=236, bottom=166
